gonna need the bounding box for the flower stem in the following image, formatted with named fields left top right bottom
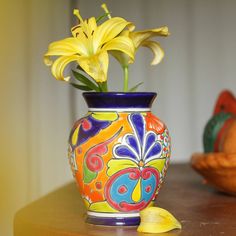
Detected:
left=123, top=66, right=129, bottom=92
left=98, top=81, right=108, bottom=92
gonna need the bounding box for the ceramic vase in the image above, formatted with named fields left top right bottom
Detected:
left=68, top=92, right=171, bottom=226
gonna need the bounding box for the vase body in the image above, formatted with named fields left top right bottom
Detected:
left=68, top=92, right=171, bottom=226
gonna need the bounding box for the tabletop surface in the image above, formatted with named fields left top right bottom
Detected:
left=14, top=164, right=236, bottom=236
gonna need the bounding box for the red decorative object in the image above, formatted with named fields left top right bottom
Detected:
left=213, top=90, right=236, bottom=115
left=191, top=90, right=236, bottom=196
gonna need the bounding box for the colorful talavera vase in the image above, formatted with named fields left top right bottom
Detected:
left=68, top=92, right=171, bottom=226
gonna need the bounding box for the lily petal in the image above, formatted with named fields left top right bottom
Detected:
left=93, top=17, right=134, bottom=51
left=103, top=36, right=135, bottom=61
left=78, top=51, right=109, bottom=83
left=137, top=207, right=182, bottom=233
left=141, top=40, right=165, bottom=65
left=130, top=26, right=169, bottom=48
left=51, top=55, right=80, bottom=81
left=44, top=37, right=88, bottom=57
left=86, top=17, right=97, bottom=35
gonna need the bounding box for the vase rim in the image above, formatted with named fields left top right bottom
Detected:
left=83, top=92, right=157, bottom=110
left=83, top=92, right=157, bottom=96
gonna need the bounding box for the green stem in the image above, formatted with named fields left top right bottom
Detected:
left=123, top=66, right=129, bottom=92
left=98, top=81, right=108, bottom=92
left=103, top=82, right=108, bottom=92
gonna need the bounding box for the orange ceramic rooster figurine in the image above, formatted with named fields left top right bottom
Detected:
left=191, top=90, right=236, bottom=195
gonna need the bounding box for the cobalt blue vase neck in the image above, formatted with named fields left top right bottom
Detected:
left=83, top=92, right=157, bottom=110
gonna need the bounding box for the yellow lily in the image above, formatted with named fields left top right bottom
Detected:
left=111, top=26, right=169, bottom=68
left=110, top=27, right=169, bottom=91
left=101, top=3, right=169, bottom=67
left=130, top=26, right=169, bottom=65
left=44, top=9, right=135, bottom=83
left=101, top=4, right=169, bottom=91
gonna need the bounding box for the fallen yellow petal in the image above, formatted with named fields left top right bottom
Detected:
left=137, top=207, right=182, bottom=233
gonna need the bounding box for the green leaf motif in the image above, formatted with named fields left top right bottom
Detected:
left=83, top=160, right=97, bottom=184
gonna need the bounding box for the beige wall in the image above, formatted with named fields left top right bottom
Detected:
left=1, top=1, right=30, bottom=235
left=1, top=0, right=236, bottom=235
left=0, top=1, right=73, bottom=235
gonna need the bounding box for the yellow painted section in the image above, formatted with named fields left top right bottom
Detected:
left=92, top=112, right=118, bottom=121
left=89, top=200, right=118, bottom=212
left=132, top=177, right=142, bottom=202
left=72, top=127, right=79, bottom=145
left=107, top=159, right=137, bottom=177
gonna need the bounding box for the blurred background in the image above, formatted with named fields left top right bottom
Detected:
left=1, top=0, right=236, bottom=235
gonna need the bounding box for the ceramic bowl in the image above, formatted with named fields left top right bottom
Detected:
left=191, top=119, right=236, bottom=196
left=191, top=152, right=236, bottom=195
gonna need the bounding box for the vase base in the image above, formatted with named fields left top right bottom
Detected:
left=86, top=211, right=140, bottom=226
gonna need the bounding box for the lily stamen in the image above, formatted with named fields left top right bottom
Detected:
left=73, top=9, right=84, bottom=23
left=101, top=3, right=112, bottom=19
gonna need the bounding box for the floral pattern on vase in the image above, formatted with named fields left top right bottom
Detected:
left=105, top=113, right=168, bottom=212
